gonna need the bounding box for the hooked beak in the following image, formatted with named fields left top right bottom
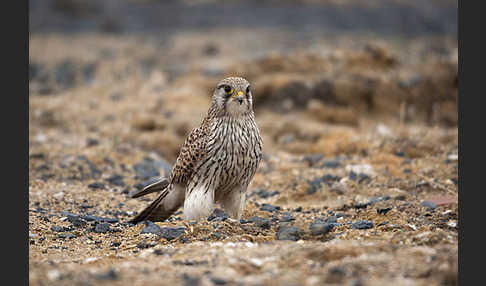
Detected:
left=234, top=91, right=245, bottom=105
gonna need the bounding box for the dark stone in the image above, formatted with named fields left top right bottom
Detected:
left=322, top=160, right=341, bottom=169
left=260, top=204, right=280, bottom=212
left=86, top=138, right=99, bottom=147
left=358, top=173, right=371, bottom=184
left=377, top=207, right=392, bottom=215
left=66, top=214, right=87, bottom=227
left=160, top=227, right=186, bottom=241
left=136, top=241, right=153, bottom=249
left=111, top=241, right=121, bottom=247
left=377, top=221, right=389, bottom=227
left=280, top=212, right=295, bottom=222
left=309, top=221, right=333, bottom=235
left=89, top=214, right=119, bottom=223
left=94, top=223, right=110, bottom=233
left=294, top=206, right=302, bottom=212
left=58, top=233, right=76, bottom=239
left=303, top=154, right=323, bottom=166
left=95, top=269, right=118, bottom=281
left=30, top=153, right=45, bottom=159
left=182, top=274, right=201, bottom=286
left=106, top=174, right=125, bottom=187
left=40, top=174, right=55, bottom=181
left=352, top=220, right=374, bottom=229
left=210, top=277, right=227, bottom=285
left=88, top=182, right=105, bottom=189
left=307, top=174, right=339, bottom=194
left=141, top=221, right=162, bottom=235
left=51, top=226, right=69, bottom=232
left=325, top=216, right=338, bottom=224
left=422, top=201, right=437, bottom=209
left=55, top=60, right=76, bottom=89
left=255, top=217, right=271, bottom=229
left=276, top=225, right=301, bottom=241
left=208, top=208, right=228, bottom=222
left=349, top=171, right=358, bottom=181
left=82, top=62, right=97, bottom=84
left=133, top=162, right=160, bottom=180
left=253, top=189, right=280, bottom=198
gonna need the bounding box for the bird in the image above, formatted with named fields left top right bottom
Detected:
left=130, top=77, right=263, bottom=223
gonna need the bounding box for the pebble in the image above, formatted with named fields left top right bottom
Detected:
left=252, top=189, right=280, bottom=198
left=86, top=138, right=99, bottom=147
left=260, top=203, right=280, bottom=212
left=377, top=207, right=392, bottom=215
left=94, top=223, right=111, bottom=233
left=421, top=201, right=437, bottom=209
left=307, top=174, right=339, bottom=194
left=88, top=182, right=105, bottom=189
left=160, top=227, right=186, bottom=241
left=58, top=233, right=76, bottom=239
left=51, top=226, right=69, bottom=232
left=208, top=208, right=228, bottom=222
left=254, top=217, right=271, bottom=229
left=66, top=215, right=87, bottom=227
left=321, top=160, right=341, bottom=169
left=280, top=212, right=295, bottom=222
left=95, top=269, right=118, bottom=281
left=303, top=154, right=323, bottom=166
left=55, top=60, right=76, bottom=89
left=106, top=174, right=125, bottom=187
left=352, top=220, right=374, bottom=229
left=141, top=221, right=162, bottom=235
left=276, top=225, right=301, bottom=241
left=309, top=221, right=333, bottom=235
left=81, top=215, right=118, bottom=223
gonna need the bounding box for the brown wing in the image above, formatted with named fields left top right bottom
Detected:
left=169, top=122, right=209, bottom=185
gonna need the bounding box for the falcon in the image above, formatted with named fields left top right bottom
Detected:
left=130, top=77, right=263, bottom=223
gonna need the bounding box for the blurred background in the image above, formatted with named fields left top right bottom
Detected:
left=29, top=0, right=458, bottom=161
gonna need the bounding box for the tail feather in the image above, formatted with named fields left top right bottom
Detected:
left=130, top=189, right=170, bottom=224
left=131, top=178, right=169, bottom=198
left=129, top=183, right=184, bottom=224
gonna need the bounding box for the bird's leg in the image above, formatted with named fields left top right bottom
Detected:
left=183, top=185, right=215, bottom=221
left=219, top=187, right=247, bottom=220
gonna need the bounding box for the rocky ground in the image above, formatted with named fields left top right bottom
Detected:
left=29, top=8, right=457, bottom=285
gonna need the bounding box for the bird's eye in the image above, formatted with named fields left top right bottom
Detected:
left=246, top=86, right=251, bottom=94
left=223, top=85, right=233, bottom=94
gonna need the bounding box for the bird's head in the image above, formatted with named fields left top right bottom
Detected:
left=212, top=77, right=253, bottom=117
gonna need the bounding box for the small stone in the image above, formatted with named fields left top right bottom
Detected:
left=95, top=269, right=118, bottom=281
left=94, top=223, right=110, bottom=233
left=280, top=212, right=295, bottom=222
left=210, top=277, right=227, bottom=285
left=88, top=182, right=105, bottom=189
left=141, top=221, right=162, bottom=235
left=352, top=220, right=374, bottom=229
left=111, top=241, right=121, bottom=247
left=51, top=226, right=68, bottom=232
left=421, top=201, right=437, bottom=209
left=106, top=174, right=125, bottom=187
left=208, top=208, right=228, bottom=222
left=86, top=138, right=99, bottom=147
left=377, top=207, right=392, bottom=215
left=58, top=233, right=76, bottom=239
left=276, top=225, right=301, bottom=241
left=321, top=160, right=341, bottom=169
left=136, top=241, right=153, bottom=249
left=160, top=227, right=186, bottom=241
left=309, top=221, right=333, bottom=235
left=260, top=204, right=280, bottom=212
left=66, top=215, right=87, bottom=227
left=303, top=154, right=323, bottom=166
left=255, top=218, right=271, bottom=229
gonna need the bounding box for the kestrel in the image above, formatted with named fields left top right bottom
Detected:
left=130, top=77, right=263, bottom=223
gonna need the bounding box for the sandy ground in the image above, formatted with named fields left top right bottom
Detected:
left=29, top=27, right=457, bottom=286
